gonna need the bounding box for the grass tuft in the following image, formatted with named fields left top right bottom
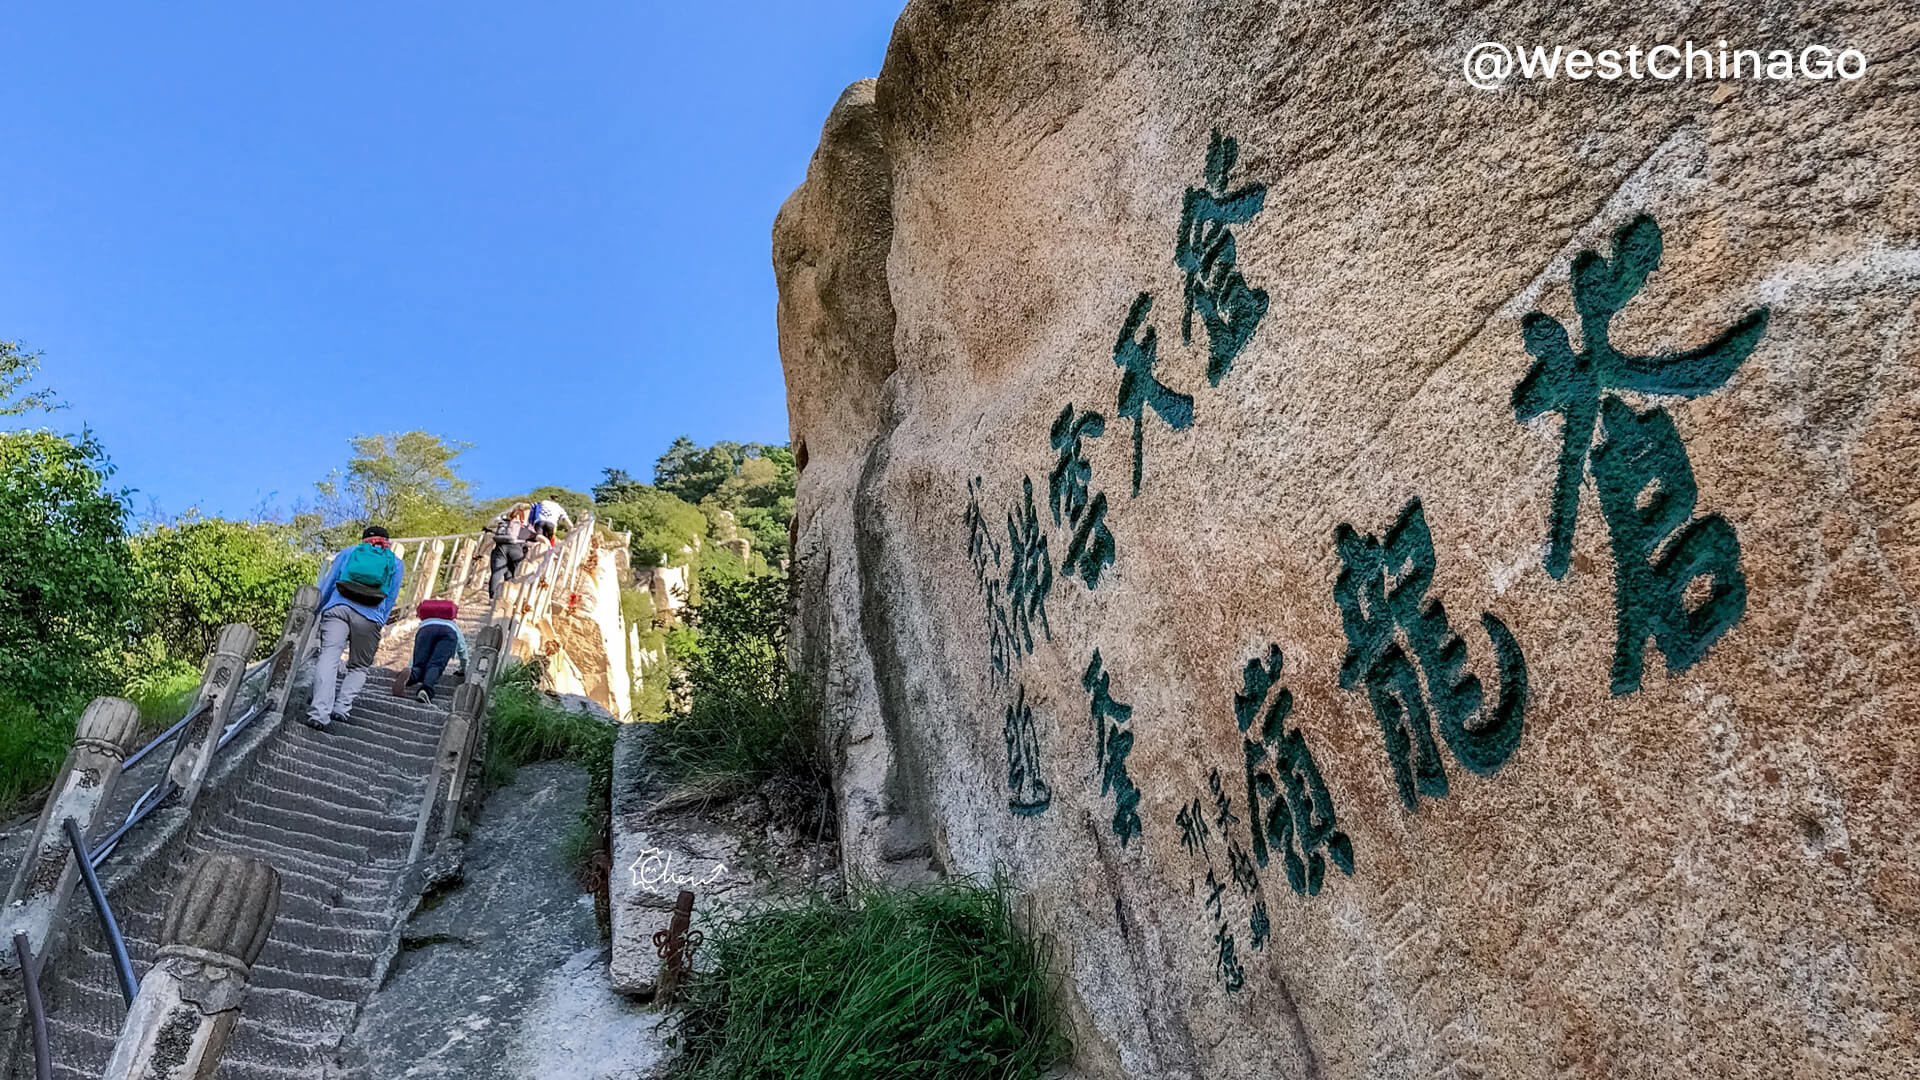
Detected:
left=670, top=878, right=1067, bottom=1080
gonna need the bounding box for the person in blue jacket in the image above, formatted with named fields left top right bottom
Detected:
left=308, top=525, right=405, bottom=729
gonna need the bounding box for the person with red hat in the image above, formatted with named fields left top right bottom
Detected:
left=405, top=598, right=468, bottom=703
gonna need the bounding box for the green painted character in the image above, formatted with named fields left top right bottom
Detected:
left=1084, top=649, right=1143, bottom=846
left=1249, top=897, right=1271, bottom=950
left=1334, top=499, right=1529, bottom=811
left=1235, top=644, right=1354, bottom=894
left=1005, top=476, right=1053, bottom=655
left=965, top=476, right=1000, bottom=587
left=1511, top=213, right=1767, bottom=692
left=1213, top=922, right=1246, bottom=993
left=1589, top=398, right=1748, bottom=695
left=1050, top=405, right=1116, bottom=589
left=1177, top=129, right=1270, bottom=386
left=1176, top=797, right=1211, bottom=857
left=1003, top=685, right=1052, bottom=817
left=1114, top=293, right=1194, bottom=497
left=965, top=477, right=1015, bottom=681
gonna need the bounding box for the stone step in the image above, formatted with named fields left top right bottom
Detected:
left=267, top=735, right=427, bottom=781
left=189, top=826, right=366, bottom=876
left=267, top=890, right=394, bottom=932
left=246, top=956, right=374, bottom=999
left=351, top=698, right=450, bottom=729
left=230, top=782, right=417, bottom=833
left=253, top=912, right=391, bottom=955
left=44, top=1016, right=116, bottom=1077
left=247, top=759, right=408, bottom=813
left=218, top=1021, right=334, bottom=1072
left=208, top=801, right=415, bottom=855
left=297, top=720, right=438, bottom=762
left=198, top=817, right=405, bottom=871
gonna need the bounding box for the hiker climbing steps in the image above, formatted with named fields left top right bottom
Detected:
left=4, top=517, right=610, bottom=1080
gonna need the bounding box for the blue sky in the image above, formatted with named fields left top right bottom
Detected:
left=0, top=2, right=902, bottom=518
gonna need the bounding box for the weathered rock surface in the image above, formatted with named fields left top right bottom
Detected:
left=338, top=761, right=671, bottom=1079
left=776, top=4, right=1920, bottom=1078
left=606, top=725, right=838, bottom=996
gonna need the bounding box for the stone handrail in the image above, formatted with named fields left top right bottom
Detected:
left=1, top=588, right=323, bottom=1078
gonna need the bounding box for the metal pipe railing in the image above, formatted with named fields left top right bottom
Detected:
left=64, top=818, right=137, bottom=1005
left=89, top=646, right=282, bottom=871
left=12, top=930, right=52, bottom=1080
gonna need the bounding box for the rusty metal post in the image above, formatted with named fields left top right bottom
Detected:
left=651, top=889, right=702, bottom=1004
left=167, top=624, right=260, bottom=810
left=101, top=853, right=280, bottom=1080
left=2, top=698, right=142, bottom=961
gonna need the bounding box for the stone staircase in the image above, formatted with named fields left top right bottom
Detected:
left=38, top=674, right=452, bottom=1080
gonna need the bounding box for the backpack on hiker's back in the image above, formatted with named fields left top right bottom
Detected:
left=335, top=541, right=397, bottom=605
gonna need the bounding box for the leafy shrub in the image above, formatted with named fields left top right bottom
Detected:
left=0, top=690, right=67, bottom=813
left=128, top=516, right=322, bottom=664
left=0, top=428, right=134, bottom=719
left=595, top=487, right=708, bottom=570
left=120, top=657, right=204, bottom=735
left=671, top=879, right=1067, bottom=1080
left=652, top=572, right=821, bottom=796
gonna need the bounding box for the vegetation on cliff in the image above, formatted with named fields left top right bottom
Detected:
left=671, top=878, right=1066, bottom=1080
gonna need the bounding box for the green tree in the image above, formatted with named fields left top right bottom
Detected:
left=0, top=429, right=133, bottom=714
left=128, top=517, right=323, bottom=663
left=654, top=436, right=738, bottom=506
left=315, top=431, right=474, bottom=539
left=591, top=467, right=649, bottom=505
left=594, top=488, right=707, bottom=568
left=1, top=341, right=63, bottom=416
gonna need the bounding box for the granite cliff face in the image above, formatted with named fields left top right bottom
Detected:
left=776, top=3, right=1920, bottom=1076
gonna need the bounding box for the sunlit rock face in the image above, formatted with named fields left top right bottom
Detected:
left=776, top=3, right=1920, bottom=1076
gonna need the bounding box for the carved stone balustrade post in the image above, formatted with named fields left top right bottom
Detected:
left=411, top=539, right=445, bottom=607
left=258, top=586, right=319, bottom=729
left=446, top=537, right=475, bottom=595
left=101, top=853, right=280, bottom=1080
left=1, top=698, right=141, bottom=960
left=167, top=624, right=260, bottom=810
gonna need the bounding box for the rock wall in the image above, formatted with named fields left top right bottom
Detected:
left=520, top=532, right=633, bottom=720
left=777, top=3, right=1919, bottom=1078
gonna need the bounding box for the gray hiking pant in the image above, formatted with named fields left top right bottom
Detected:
left=309, top=605, right=380, bottom=725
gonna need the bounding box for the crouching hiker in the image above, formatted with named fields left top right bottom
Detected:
left=405, top=598, right=468, bottom=704
left=486, top=504, right=537, bottom=600
left=308, top=524, right=404, bottom=730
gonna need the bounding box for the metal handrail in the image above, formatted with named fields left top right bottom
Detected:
left=63, top=819, right=137, bottom=1005
left=12, top=930, right=51, bottom=1080
left=88, top=646, right=284, bottom=871
left=118, top=650, right=278, bottom=770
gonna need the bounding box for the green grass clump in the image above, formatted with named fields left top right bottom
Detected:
left=0, top=691, right=67, bottom=814
left=672, top=879, right=1066, bottom=1080
left=482, top=660, right=615, bottom=793
left=120, top=659, right=203, bottom=735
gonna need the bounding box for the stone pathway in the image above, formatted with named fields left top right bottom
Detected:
left=336, top=760, right=674, bottom=1080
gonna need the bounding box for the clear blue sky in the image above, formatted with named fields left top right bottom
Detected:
left=0, top=2, right=902, bottom=519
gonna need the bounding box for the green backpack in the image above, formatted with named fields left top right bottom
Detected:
left=335, top=543, right=396, bottom=605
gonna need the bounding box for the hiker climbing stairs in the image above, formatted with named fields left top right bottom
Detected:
left=5, top=519, right=609, bottom=1080
left=38, top=686, right=453, bottom=1079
